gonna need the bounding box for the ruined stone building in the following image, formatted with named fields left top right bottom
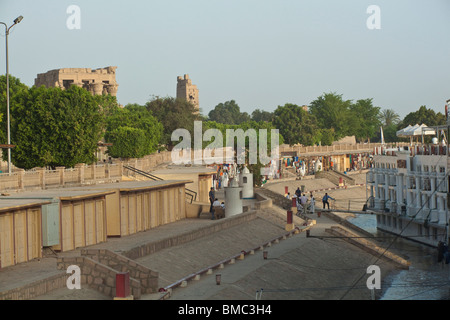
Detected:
left=176, top=74, right=199, bottom=111
left=34, top=66, right=119, bottom=96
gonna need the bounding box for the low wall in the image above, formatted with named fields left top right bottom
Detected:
left=253, top=192, right=273, bottom=210
left=81, top=249, right=159, bottom=294
left=315, top=170, right=356, bottom=186
left=122, top=211, right=259, bottom=260
left=322, top=211, right=377, bottom=240
left=56, top=256, right=142, bottom=299
left=255, top=187, right=291, bottom=210
left=186, top=201, right=210, bottom=218
left=0, top=272, right=67, bottom=300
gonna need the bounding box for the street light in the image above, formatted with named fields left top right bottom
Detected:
left=1, top=15, right=23, bottom=174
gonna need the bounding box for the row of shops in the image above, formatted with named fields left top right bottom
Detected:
left=279, top=152, right=373, bottom=176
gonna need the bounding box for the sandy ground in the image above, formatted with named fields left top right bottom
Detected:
left=263, top=172, right=369, bottom=212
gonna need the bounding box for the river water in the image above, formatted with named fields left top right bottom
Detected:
left=348, top=214, right=450, bottom=300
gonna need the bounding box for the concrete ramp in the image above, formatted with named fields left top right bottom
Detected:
left=325, top=226, right=410, bottom=269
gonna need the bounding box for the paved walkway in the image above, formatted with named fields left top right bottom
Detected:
left=0, top=183, right=399, bottom=300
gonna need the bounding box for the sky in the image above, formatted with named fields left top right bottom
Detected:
left=1, top=0, right=449, bottom=119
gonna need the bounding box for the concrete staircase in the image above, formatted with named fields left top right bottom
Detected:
left=315, top=170, right=356, bottom=186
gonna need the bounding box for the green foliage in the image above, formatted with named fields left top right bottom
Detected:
left=0, top=75, right=29, bottom=144
left=348, top=98, right=381, bottom=141
left=379, top=109, right=400, bottom=127
left=95, top=93, right=122, bottom=119
left=315, top=128, right=335, bottom=146
left=251, top=108, right=273, bottom=122
left=272, top=103, right=319, bottom=146
left=104, top=104, right=163, bottom=158
left=203, top=120, right=283, bottom=150
left=105, top=126, right=148, bottom=158
left=11, top=85, right=104, bottom=169
left=381, top=124, right=400, bottom=143
left=145, top=96, right=201, bottom=150
left=399, top=105, right=446, bottom=128
left=309, top=92, right=353, bottom=141
left=208, top=100, right=251, bottom=125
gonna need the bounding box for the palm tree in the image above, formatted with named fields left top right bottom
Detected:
left=379, top=109, right=400, bottom=127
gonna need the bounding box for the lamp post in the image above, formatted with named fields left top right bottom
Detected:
left=1, top=15, right=23, bottom=174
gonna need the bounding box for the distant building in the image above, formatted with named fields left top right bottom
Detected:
left=177, top=74, right=199, bottom=111
left=34, top=66, right=119, bottom=96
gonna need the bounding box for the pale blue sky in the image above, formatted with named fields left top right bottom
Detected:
left=1, top=0, right=449, bottom=118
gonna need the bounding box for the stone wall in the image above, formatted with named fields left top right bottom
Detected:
left=176, top=74, right=199, bottom=111
left=0, top=272, right=67, bottom=300
left=81, top=249, right=159, bottom=294
left=56, top=255, right=142, bottom=299
left=315, top=170, right=356, bottom=186
left=255, top=187, right=292, bottom=210
left=34, top=66, right=119, bottom=96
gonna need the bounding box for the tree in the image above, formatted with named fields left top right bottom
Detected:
left=104, top=104, right=163, bottom=158
left=399, top=105, right=446, bottom=128
left=348, top=98, right=381, bottom=142
left=272, top=103, right=319, bottom=146
left=251, top=109, right=273, bottom=122
left=208, top=100, right=250, bottom=125
left=309, top=92, right=353, bottom=140
left=145, top=96, right=201, bottom=150
left=11, top=85, right=104, bottom=169
left=381, top=124, right=399, bottom=143
left=0, top=75, right=28, bottom=145
left=105, top=127, right=148, bottom=158
left=379, top=109, right=400, bottom=127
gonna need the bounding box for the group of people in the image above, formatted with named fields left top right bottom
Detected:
left=209, top=187, right=225, bottom=220
left=287, top=187, right=335, bottom=215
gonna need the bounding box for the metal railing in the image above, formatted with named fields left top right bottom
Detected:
left=123, top=165, right=197, bottom=203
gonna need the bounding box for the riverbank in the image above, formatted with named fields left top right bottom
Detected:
left=1, top=172, right=406, bottom=300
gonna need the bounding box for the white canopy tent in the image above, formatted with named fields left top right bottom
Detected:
left=396, top=124, right=436, bottom=144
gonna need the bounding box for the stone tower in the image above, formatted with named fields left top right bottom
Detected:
left=177, top=74, right=199, bottom=112
left=34, top=66, right=119, bottom=97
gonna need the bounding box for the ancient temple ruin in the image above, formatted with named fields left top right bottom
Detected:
left=176, top=74, right=199, bottom=111
left=34, top=66, right=119, bottom=96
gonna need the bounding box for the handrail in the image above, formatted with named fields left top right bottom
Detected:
left=123, top=165, right=163, bottom=181
left=123, top=165, right=197, bottom=203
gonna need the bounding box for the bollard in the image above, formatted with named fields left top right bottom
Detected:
left=287, top=210, right=293, bottom=224
left=292, top=197, right=297, bottom=210
left=216, top=274, right=221, bottom=285
left=263, top=251, right=268, bottom=259
left=285, top=210, right=294, bottom=231
left=114, top=272, right=133, bottom=300
left=306, top=229, right=310, bottom=237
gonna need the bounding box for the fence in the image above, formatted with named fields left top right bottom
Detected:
left=0, top=151, right=174, bottom=193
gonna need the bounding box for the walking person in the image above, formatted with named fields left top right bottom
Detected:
left=300, top=193, right=308, bottom=214
left=309, top=194, right=315, bottom=215
left=322, top=193, right=334, bottom=210
left=295, top=195, right=303, bottom=215
left=295, top=187, right=301, bottom=198
left=209, top=187, right=215, bottom=217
